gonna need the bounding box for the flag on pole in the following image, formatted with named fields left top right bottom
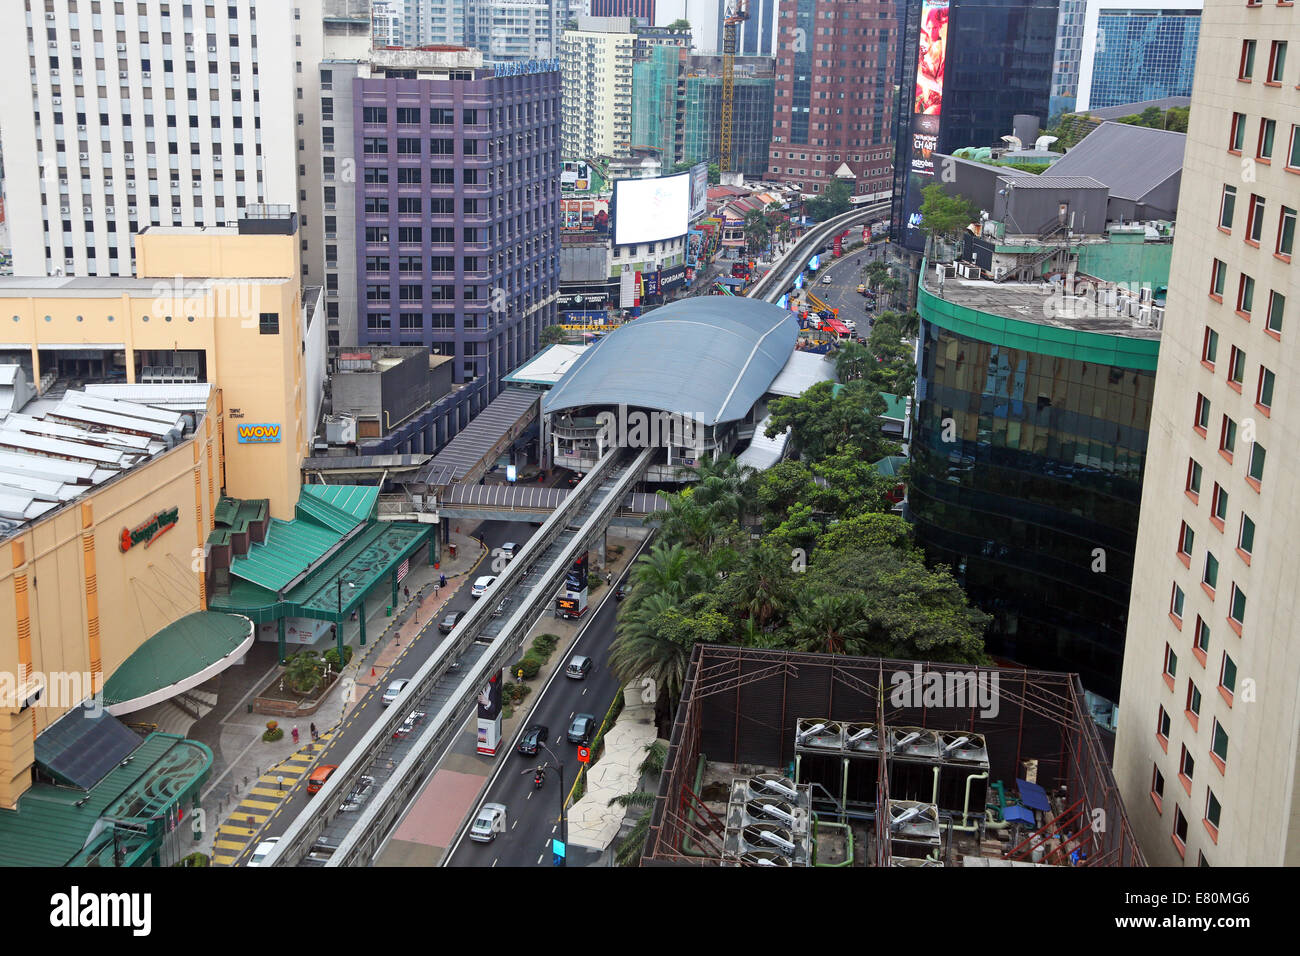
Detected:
left=397, top=558, right=410, bottom=583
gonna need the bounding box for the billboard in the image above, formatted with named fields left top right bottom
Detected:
left=688, top=162, right=709, bottom=222
left=561, top=198, right=610, bottom=233
left=901, top=0, right=951, bottom=252
left=561, top=160, right=593, bottom=191
left=613, top=173, right=691, bottom=246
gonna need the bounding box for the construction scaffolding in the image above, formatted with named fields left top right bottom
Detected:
left=643, top=645, right=1145, bottom=867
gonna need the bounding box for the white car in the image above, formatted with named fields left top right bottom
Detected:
left=470, top=803, right=508, bottom=843
left=471, top=575, right=497, bottom=598
left=248, top=838, right=279, bottom=867
left=821, top=275, right=833, bottom=285
left=381, top=678, right=410, bottom=706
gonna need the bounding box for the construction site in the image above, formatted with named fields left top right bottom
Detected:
left=643, top=645, right=1145, bottom=867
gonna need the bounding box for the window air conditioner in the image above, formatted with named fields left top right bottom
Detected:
left=116, top=43, right=126, bottom=51
left=60, top=205, right=70, bottom=214
left=77, top=124, right=86, bottom=131
left=79, top=152, right=88, bottom=160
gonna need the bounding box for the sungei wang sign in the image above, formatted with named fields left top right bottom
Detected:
left=236, top=423, right=281, bottom=444
left=119, top=506, right=179, bottom=553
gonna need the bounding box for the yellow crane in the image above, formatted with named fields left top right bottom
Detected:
left=720, top=0, right=749, bottom=173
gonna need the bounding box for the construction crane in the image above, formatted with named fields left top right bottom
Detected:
left=720, top=0, right=750, bottom=173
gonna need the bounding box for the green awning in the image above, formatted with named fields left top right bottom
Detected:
left=229, top=517, right=343, bottom=592
left=873, top=455, right=908, bottom=477
left=101, top=611, right=254, bottom=714
left=299, top=484, right=378, bottom=525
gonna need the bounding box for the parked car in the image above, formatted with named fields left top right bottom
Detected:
left=381, top=678, right=410, bottom=706
left=470, top=803, right=508, bottom=843
left=248, top=838, right=279, bottom=866
left=339, top=775, right=375, bottom=812
left=393, top=710, right=427, bottom=739
left=565, top=655, right=593, bottom=680
left=471, top=575, right=497, bottom=598
left=517, top=724, right=549, bottom=756
left=439, top=610, right=466, bottom=634
left=567, top=712, right=596, bottom=744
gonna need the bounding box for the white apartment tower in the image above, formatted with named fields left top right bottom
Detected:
left=560, top=17, right=634, bottom=158
left=0, top=0, right=297, bottom=277
left=1114, top=0, right=1300, bottom=865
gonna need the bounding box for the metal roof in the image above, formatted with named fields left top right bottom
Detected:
left=33, top=709, right=143, bottom=790
left=297, top=483, right=378, bottom=531
left=302, top=453, right=428, bottom=473
left=501, top=344, right=590, bottom=386
left=102, top=612, right=254, bottom=712
left=542, top=298, right=799, bottom=425
left=83, top=382, right=214, bottom=411
left=736, top=415, right=791, bottom=471
left=228, top=516, right=344, bottom=592
left=1083, top=96, right=1190, bottom=120
left=766, top=348, right=836, bottom=397
left=414, top=387, right=539, bottom=487
left=1000, top=174, right=1107, bottom=189
left=1044, top=122, right=1185, bottom=202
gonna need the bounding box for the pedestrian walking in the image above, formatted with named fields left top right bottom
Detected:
left=404, top=585, right=410, bottom=602
left=439, top=573, right=447, bottom=588
left=606, top=570, right=612, bottom=586
left=310, top=722, right=318, bottom=741
left=291, top=725, right=299, bottom=744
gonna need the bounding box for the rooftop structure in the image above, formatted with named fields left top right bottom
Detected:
left=644, top=645, right=1145, bottom=866
left=1043, top=122, right=1186, bottom=220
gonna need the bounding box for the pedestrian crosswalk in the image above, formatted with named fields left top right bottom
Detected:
left=210, top=730, right=334, bottom=866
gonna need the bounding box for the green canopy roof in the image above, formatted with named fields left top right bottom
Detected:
left=102, top=611, right=253, bottom=711
left=230, top=516, right=343, bottom=592
left=299, top=484, right=378, bottom=525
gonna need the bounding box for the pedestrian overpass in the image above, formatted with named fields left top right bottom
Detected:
left=260, top=445, right=654, bottom=867
left=378, top=482, right=669, bottom=526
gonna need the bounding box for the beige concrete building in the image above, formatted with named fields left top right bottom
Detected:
left=0, top=209, right=322, bottom=519
left=560, top=17, right=635, bottom=159
left=1114, top=0, right=1299, bottom=865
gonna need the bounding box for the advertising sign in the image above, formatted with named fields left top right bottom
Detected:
left=833, top=236, right=843, bottom=257
left=561, top=198, right=609, bottom=232
left=688, top=162, right=709, bottom=222
left=236, top=423, right=282, bottom=444
left=613, top=173, right=691, bottom=245
left=119, top=506, right=179, bottom=552
left=902, top=0, right=950, bottom=251
left=476, top=668, right=504, bottom=755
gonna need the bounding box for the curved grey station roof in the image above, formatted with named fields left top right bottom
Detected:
left=542, top=298, right=799, bottom=426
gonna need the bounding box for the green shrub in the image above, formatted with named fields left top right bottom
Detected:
left=262, top=726, right=284, bottom=742
left=175, top=852, right=209, bottom=867
left=534, top=633, right=559, bottom=653
left=512, top=656, right=542, bottom=680
left=323, top=646, right=353, bottom=671
left=512, top=682, right=532, bottom=702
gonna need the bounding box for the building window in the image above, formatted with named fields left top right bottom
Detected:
left=1258, top=118, right=1277, bottom=160
left=1194, top=615, right=1211, bottom=657
left=1229, top=583, right=1247, bottom=627
left=1230, top=112, right=1247, bottom=152
left=1219, top=185, right=1237, bottom=230
left=1227, top=346, right=1246, bottom=387
left=1170, top=585, right=1185, bottom=623
left=1212, top=483, right=1229, bottom=522
left=1289, top=124, right=1300, bottom=169
left=1164, top=643, right=1179, bottom=681
left=1220, top=653, right=1237, bottom=698
left=1201, top=327, right=1219, bottom=365
left=1211, top=258, right=1227, bottom=298
left=1195, top=393, right=1211, bottom=432
left=1248, top=441, right=1266, bottom=483
left=1278, top=206, right=1296, bottom=258
left=1238, top=514, right=1256, bottom=556
left=1268, top=40, right=1287, bottom=83
left=1178, top=521, right=1195, bottom=561
left=1203, top=551, right=1219, bottom=591
left=1151, top=764, right=1165, bottom=811
left=1173, top=804, right=1188, bottom=855
left=1211, top=719, right=1229, bottom=768
left=1240, top=39, right=1257, bottom=80
left=1179, top=744, right=1195, bottom=786
left=1157, top=705, right=1171, bottom=743
left=1220, top=416, right=1238, bottom=457
left=1205, top=790, right=1222, bottom=840
left=1237, top=274, right=1255, bottom=315
left=258, top=312, right=279, bottom=334
left=1257, top=366, right=1275, bottom=410
left=1186, top=458, right=1203, bottom=497
left=1246, top=195, right=1266, bottom=243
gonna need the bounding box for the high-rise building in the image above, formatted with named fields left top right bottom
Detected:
left=402, top=0, right=468, bottom=47
left=560, top=18, right=636, bottom=159
left=655, top=0, right=722, bottom=51
left=470, top=0, right=566, bottom=62
left=682, top=55, right=775, bottom=176
left=593, top=0, right=657, bottom=19
left=1114, top=0, right=1299, bottom=866
left=769, top=0, right=900, bottom=199
left=890, top=0, right=1059, bottom=252
left=372, top=0, right=407, bottom=47
left=1049, top=0, right=1088, bottom=116
left=1075, top=0, right=1202, bottom=111
left=0, top=0, right=298, bottom=278
left=352, top=49, right=561, bottom=394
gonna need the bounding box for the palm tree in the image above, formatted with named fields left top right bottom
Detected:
left=627, top=541, right=696, bottom=606
left=654, top=490, right=730, bottom=555
left=608, top=791, right=657, bottom=866
left=835, top=341, right=872, bottom=382
left=608, top=597, right=691, bottom=716
left=680, top=456, right=756, bottom=525
left=782, top=594, right=870, bottom=656
left=725, top=544, right=797, bottom=631
left=743, top=209, right=772, bottom=254
left=284, top=651, right=323, bottom=695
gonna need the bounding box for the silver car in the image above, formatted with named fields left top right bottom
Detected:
left=470, top=803, right=508, bottom=843
left=381, top=678, right=410, bottom=707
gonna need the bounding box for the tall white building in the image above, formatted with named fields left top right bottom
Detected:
left=1114, top=0, right=1299, bottom=865
left=402, top=0, right=466, bottom=47
left=0, top=0, right=297, bottom=277
left=372, top=0, right=406, bottom=47
left=560, top=16, right=634, bottom=158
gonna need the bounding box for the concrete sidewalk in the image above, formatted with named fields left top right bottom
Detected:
left=194, top=528, right=488, bottom=864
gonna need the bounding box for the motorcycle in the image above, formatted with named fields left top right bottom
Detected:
left=533, top=773, right=545, bottom=790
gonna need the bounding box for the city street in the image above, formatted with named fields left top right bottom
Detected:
left=442, top=571, right=627, bottom=867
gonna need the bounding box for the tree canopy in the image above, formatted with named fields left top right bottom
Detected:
left=919, top=182, right=978, bottom=245
left=805, top=178, right=854, bottom=221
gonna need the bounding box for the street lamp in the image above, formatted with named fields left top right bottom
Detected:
left=537, top=742, right=568, bottom=867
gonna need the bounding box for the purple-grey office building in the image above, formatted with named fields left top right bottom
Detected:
left=354, top=59, right=561, bottom=397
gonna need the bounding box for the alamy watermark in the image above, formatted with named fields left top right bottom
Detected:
left=596, top=403, right=706, bottom=454
left=0, top=671, right=104, bottom=716
left=889, top=663, right=1000, bottom=718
